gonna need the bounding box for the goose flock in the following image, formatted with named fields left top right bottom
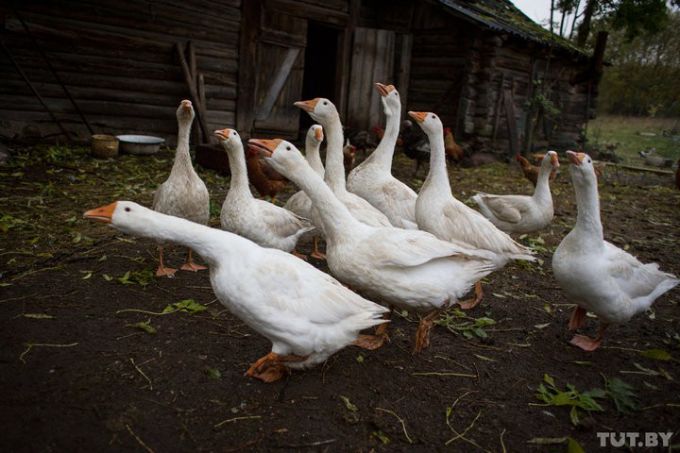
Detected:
left=84, top=87, right=678, bottom=382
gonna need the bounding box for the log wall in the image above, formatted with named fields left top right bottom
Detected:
left=0, top=0, right=241, bottom=145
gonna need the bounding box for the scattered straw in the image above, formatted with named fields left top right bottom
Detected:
left=375, top=408, right=413, bottom=444
left=19, top=342, right=78, bottom=364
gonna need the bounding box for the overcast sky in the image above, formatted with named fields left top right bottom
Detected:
left=513, top=0, right=552, bottom=26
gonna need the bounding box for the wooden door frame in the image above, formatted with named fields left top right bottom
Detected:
left=236, top=0, right=356, bottom=137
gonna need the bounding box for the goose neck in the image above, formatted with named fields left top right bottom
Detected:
left=323, top=112, right=347, bottom=193
left=226, top=144, right=252, bottom=197
left=170, top=121, right=193, bottom=175
left=422, top=130, right=451, bottom=194
left=366, top=107, right=400, bottom=171
left=573, top=179, right=603, bottom=240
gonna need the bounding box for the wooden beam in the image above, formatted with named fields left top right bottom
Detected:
left=176, top=42, right=209, bottom=139
left=503, top=89, right=519, bottom=157
left=236, top=0, right=261, bottom=136
left=255, top=47, right=300, bottom=120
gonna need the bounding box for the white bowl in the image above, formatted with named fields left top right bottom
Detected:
left=116, top=135, right=165, bottom=155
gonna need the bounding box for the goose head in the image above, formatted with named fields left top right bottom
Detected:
left=294, top=98, right=338, bottom=123
left=543, top=150, right=560, bottom=170
left=248, top=138, right=305, bottom=177
left=84, top=201, right=154, bottom=236
left=214, top=128, right=242, bottom=153
left=177, top=99, right=195, bottom=124
left=408, top=111, right=443, bottom=136
left=375, top=83, right=400, bottom=116
left=566, top=150, right=597, bottom=187
left=306, top=124, right=324, bottom=146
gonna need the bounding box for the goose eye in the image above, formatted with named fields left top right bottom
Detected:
left=323, top=101, right=328, bottom=105
left=286, top=146, right=291, bottom=151
left=125, top=207, right=131, bottom=212
left=431, top=115, right=436, bottom=119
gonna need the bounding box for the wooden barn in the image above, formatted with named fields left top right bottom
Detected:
left=0, top=0, right=603, bottom=154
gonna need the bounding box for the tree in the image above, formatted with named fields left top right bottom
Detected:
left=596, top=10, right=680, bottom=116
left=553, top=0, right=674, bottom=47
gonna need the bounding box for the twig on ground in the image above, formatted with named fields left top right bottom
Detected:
left=376, top=407, right=413, bottom=444
left=412, top=371, right=477, bottom=378
left=19, top=342, right=78, bottom=363
left=125, top=424, right=155, bottom=453
left=214, top=415, right=262, bottom=428
left=130, top=358, right=153, bottom=390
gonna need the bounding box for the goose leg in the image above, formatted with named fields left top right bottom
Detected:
left=155, top=246, right=177, bottom=277
left=245, top=352, right=307, bottom=383
left=374, top=308, right=392, bottom=343
left=570, top=324, right=608, bottom=352
left=458, top=281, right=484, bottom=310
left=568, top=306, right=587, bottom=330
left=181, top=248, right=207, bottom=272
left=291, top=249, right=308, bottom=261
left=413, top=309, right=442, bottom=353
left=310, top=236, right=327, bottom=260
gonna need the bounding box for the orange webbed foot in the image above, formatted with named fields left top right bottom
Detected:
left=180, top=262, right=207, bottom=272
left=570, top=334, right=602, bottom=352
left=155, top=266, right=177, bottom=278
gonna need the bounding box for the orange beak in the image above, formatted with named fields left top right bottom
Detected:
left=294, top=99, right=319, bottom=113
left=314, top=126, right=324, bottom=142
left=549, top=152, right=560, bottom=168
left=375, top=83, right=395, bottom=97
left=566, top=150, right=586, bottom=166
left=181, top=99, right=192, bottom=110
left=408, top=111, right=428, bottom=123
left=248, top=138, right=281, bottom=158
left=83, top=202, right=117, bottom=223
left=214, top=128, right=233, bottom=140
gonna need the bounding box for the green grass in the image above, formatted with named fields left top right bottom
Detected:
left=586, top=115, right=680, bottom=164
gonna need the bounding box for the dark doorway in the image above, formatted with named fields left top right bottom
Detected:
left=299, top=22, right=339, bottom=134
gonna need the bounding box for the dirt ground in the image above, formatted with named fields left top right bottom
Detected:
left=1, top=144, right=679, bottom=452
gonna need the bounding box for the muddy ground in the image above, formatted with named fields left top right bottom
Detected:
left=1, top=144, right=679, bottom=452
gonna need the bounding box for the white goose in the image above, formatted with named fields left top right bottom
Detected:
left=283, top=124, right=326, bottom=259
left=471, top=151, right=560, bottom=234
left=411, top=111, right=534, bottom=308
left=552, top=151, right=678, bottom=351
left=215, top=128, right=313, bottom=255
left=347, top=83, right=418, bottom=229
left=84, top=201, right=388, bottom=382
left=294, top=98, right=392, bottom=228
left=152, top=100, right=209, bottom=277
left=250, top=138, right=498, bottom=353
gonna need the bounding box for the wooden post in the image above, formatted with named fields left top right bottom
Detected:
left=236, top=0, right=262, bottom=137
left=176, top=42, right=209, bottom=140
left=503, top=90, right=519, bottom=158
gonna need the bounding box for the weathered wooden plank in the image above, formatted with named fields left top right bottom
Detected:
left=255, top=47, right=301, bottom=121
left=236, top=0, right=261, bottom=134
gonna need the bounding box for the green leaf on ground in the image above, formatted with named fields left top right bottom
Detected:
left=536, top=374, right=605, bottom=425
left=567, top=437, right=586, bottom=453
left=162, top=299, right=207, bottom=314
left=127, top=320, right=157, bottom=334
left=640, top=349, right=672, bottom=361
left=205, top=367, right=221, bottom=380
left=339, top=395, right=358, bottom=412
left=604, top=376, right=639, bottom=413
left=372, top=431, right=390, bottom=445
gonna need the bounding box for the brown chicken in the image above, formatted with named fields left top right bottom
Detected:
left=246, top=146, right=289, bottom=203
left=343, top=139, right=357, bottom=176
left=444, top=127, right=464, bottom=161
left=516, top=153, right=557, bottom=187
